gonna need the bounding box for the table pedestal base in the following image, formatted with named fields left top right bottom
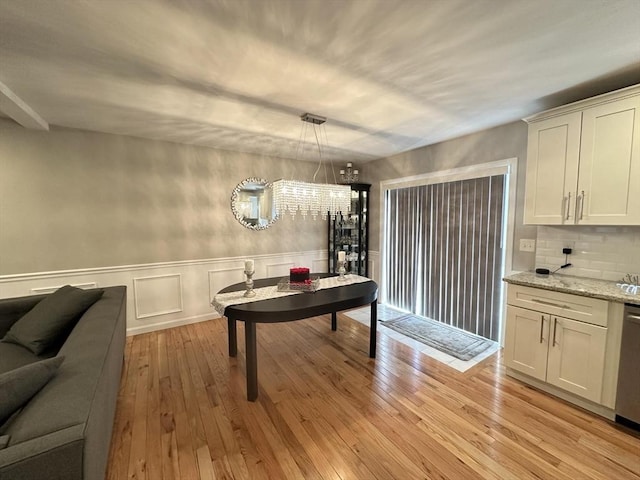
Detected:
left=228, top=302, right=377, bottom=401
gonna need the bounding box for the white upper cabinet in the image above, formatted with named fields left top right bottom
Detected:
left=525, top=113, right=581, bottom=224
left=524, top=85, right=640, bottom=225
left=578, top=96, right=640, bottom=224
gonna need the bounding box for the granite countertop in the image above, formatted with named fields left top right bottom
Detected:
left=503, top=271, right=640, bottom=304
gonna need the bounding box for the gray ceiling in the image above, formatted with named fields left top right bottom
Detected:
left=1, top=0, right=639, bottom=163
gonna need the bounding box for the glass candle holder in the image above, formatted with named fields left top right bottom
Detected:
left=337, top=260, right=347, bottom=281
left=244, top=269, right=256, bottom=297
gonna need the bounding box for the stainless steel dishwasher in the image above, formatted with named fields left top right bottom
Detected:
left=615, top=303, right=640, bottom=428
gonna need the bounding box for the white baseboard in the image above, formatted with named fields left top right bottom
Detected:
left=126, top=312, right=221, bottom=336
left=506, top=368, right=615, bottom=420
left=0, top=250, right=380, bottom=336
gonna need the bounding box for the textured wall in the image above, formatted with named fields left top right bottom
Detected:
left=0, top=119, right=325, bottom=275
left=0, top=118, right=537, bottom=276
left=362, top=121, right=536, bottom=272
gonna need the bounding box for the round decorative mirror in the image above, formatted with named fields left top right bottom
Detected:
left=231, top=178, right=277, bottom=230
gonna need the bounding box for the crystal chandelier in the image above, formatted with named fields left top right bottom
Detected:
left=273, top=114, right=351, bottom=220
left=339, top=162, right=359, bottom=184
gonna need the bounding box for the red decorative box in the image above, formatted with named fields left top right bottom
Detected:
left=290, top=267, right=310, bottom=283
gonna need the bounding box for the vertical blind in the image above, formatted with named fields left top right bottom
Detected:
left=383, top=175, right=505, bottom=341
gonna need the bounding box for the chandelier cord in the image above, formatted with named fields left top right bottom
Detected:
left=310, top=123, right=339, bottom=185
left=323, top=124, right=339, bottom=185
left=312, top=123, right=323, bottom=183
left=297, top=121, right=308, bottom=163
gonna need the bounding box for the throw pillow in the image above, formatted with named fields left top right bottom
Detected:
left=1, top=285, right=103, bottom=355
left=0, top=435, right=8, bottom=449
left=0, top=356, right=64, bottom=425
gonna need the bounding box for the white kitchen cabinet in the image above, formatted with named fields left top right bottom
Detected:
left=546, top=316, right=607, bottom=402
left=504, top=305, right=549, bottom=381
left=524, top=113, right=581, bottom=224
left=505, top=285, right=609, bottom=404
left=577, top=96, right=640, bottom=224
left=524, top=84, right=640, bottom=225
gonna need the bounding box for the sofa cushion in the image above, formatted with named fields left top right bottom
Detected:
left=0, top=342, right=42, bottom=375
left=0, top=295, right=43, bottom=339
left=0, top=435, right=8, bottom=449
left=1, top=285, right=103, bottom=355
left=0, top=356, right=64, bottom=425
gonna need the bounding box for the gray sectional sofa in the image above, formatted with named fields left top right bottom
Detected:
left=0, top=286, right=126, bottom=480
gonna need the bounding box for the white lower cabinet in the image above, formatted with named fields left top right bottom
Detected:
left=545, top=316, right=607, bottom=402
left=504, top=306, right=549, bottom=381
left=505, top=286, right=609, bottom=404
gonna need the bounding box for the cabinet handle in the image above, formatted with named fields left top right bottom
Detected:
left=564, top=192, right=571, bottom=220
left=531, top=298, right=570, bottom=309
left=552, top=317, right=558, bottom=347
left=539, top=315, right=545, bottom=343
left=577, top=190, right=585, bottom=220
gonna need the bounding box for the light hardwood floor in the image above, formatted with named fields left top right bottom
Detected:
left=106, top=313, right=640, bottom=479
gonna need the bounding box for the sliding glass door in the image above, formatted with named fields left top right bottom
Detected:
left=382, top=174, right=505, bottom=341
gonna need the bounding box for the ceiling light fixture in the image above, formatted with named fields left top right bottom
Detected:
left=273, top=113, right=351, bottom=220
left=339, top=162, right=359, bottom=184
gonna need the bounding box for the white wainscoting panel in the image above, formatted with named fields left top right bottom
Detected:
left=0, top=250, right=333, bottom=336
left=208, top=266, right=245, bottom=304
left=30, top=282, right=97, bottom=295
left=266, top=261, right=295, bottom=278
left=133, top=274, right=183, bottom=319
left=369, top=250, right=380, bottom=286
left=312, top=257, right=328, bottom=273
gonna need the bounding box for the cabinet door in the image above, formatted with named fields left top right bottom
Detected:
left=577, top=95, right=640, bottom=225
left=524, top=112, right=581, bottom=225
left=504, top=306, right=549, bottom=381
left=546, top=316, right=607, bottom=403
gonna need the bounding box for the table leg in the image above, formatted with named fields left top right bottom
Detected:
left=331, top=311, right=337, bottom=331
left=369, top=301, right=377, bottom=358
left=228, top=318, right=237, bottom=357
left=245, top=322, right=258, bottom=401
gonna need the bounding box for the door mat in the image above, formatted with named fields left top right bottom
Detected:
left=381, top=314, right=494, bottom=361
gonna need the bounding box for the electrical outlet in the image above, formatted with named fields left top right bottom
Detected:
left=519, top=239, right=536, bottom=252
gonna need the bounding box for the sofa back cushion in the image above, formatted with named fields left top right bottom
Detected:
left=0, top=343, right=42, bottom=375
left=0, top=356, right=64, bottom=426
left=1, top=286, right=104, bottom=355
left=0, top=295, right=44, bottom=339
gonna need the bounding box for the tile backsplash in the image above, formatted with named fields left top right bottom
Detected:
left=536, top=226, right=640, bottom=282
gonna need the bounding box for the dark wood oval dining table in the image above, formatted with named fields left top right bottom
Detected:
left=217, top=273, right=378, bottom=401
